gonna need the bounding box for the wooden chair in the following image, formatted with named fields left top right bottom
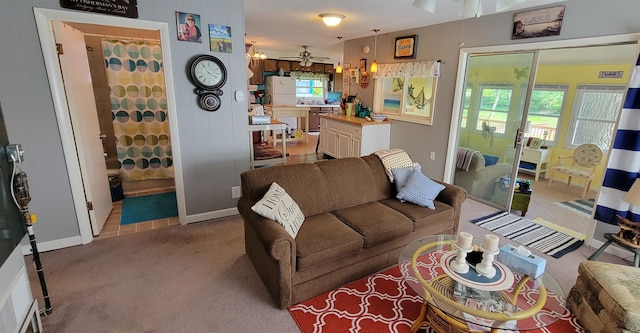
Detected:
left=547, top=143, right=602, bottom=198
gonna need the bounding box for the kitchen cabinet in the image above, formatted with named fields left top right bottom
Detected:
left=308, top=106, right=340, bottom=132
left=277, top=60, right=291, bottom=73
left=263, top=59, right=277, bottom=72
left=313, top=63, right=324, bottom=73
left=324, top=64, right=334, bottom=74
left=249, top=61, right=263, bottom=85
left=291, top=61, right=302, bottom=71
left=505, top=146, right=552, bottom=181
left=319, top=115, right=391, bottom=159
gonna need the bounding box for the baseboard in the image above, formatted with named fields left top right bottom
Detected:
left=588, top=238, right=634, bottom=260
left=183, top=207, right=239, bottom=224
left=21, top=236, right=82, bottom=255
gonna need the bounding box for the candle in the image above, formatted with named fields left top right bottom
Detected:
left=484, top=234, right=499, bottom=252
left=457, top=232, right=473, bottom=249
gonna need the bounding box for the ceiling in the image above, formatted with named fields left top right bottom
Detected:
left=243, top=0, right=566, bottom=60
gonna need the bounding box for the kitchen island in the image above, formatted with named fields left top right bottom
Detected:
left=264, top=104, right=310, bottom=144
left=318, top=114, right=391, bottom=159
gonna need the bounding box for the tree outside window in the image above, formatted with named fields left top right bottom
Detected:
left=475, top=85, right=514, bottom=134
left=567, top=85, right=625, bottom=150
left=525, top=85, right=567, bottom=146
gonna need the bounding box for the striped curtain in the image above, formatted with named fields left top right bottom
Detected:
left=594, top=52, right=640, bottom=224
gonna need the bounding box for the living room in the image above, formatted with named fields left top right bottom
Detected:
left=1, top=0, right=640, bottom=332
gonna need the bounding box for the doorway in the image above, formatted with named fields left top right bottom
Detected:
left=446, top=34, right=640, bottom=243
left=34, top=8, right=185, bottom=245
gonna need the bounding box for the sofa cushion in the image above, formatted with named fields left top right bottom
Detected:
left=332, top=202, right=413, bottom=248
left=361, top=155, right=396, bottom=201
left=379, top=199, right=454, bottom=232
left=316, top=158, right=379, bottom=211
left=251, top=182, right=305, bottom=238
left=396, top=169, right=445, bottom=209
left=295, top=213, right=364, bottom=271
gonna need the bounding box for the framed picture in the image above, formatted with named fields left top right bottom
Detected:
left=359, top=58, right=367, bottom=72
left=209, top=24, right=232, bottom=53
left=512, top=5, right=565, bottom=39
left=529, top=138, right=542, bottom=149
left=394, top=35, right=418, bottom=59
left=176, top=12, right=202, bottom=43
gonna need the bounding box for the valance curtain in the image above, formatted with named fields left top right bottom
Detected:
left=372, top=60, right=441, bottom=79
left=103, top=39, right=173, bottom=181
left=594, top=52, right=640, bottom=224
left=289, top=71, right=329, bottom=81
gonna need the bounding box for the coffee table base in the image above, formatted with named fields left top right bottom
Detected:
left=411, top=301, right=504, bottom=333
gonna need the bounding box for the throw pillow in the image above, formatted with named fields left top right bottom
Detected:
left=483, top=154, right=499, bottom=166
left=391, top=163, right=421, bottom=189
left=396, top=169, right=445, bottom=209
left=373, top=148, right=414, bottom=182
left=251, top=182, right=305, bottom=238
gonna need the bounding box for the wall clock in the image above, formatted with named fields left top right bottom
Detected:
left=188, top=55, right=227, bottom=111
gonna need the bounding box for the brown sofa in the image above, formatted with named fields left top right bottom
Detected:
left=237, top=155, right=467, bottom=308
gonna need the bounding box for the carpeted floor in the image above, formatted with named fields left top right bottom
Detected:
left=554, top=198, right=595, bottom=218
left=289, top=265, right=583, bottom=333
left=120, top=191, right=178, bottom=225
left=471, top=211, right=584, bottom=258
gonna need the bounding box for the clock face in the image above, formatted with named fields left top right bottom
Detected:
left=190, top=55, right=227, bottom=90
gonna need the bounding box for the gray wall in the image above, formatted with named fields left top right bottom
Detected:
left=0, top=1, right=248, bottom=244
left=343, top=0, right=640, bottom=240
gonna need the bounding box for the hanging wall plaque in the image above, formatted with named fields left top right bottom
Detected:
left=60, top=0, right=139, bottom=18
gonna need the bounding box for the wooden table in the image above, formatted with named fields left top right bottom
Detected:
left=248, top=119, right=287, bottom=169
left=264, top=105, right=310, bottom=144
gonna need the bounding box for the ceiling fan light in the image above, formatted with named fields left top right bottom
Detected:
left=412, top=0, right=436, bottom=13
left=496, top=0, right=526, bottom=12
left=260, top=53, right=267, bottom=60
left=319, top=13, right=345, bottom=27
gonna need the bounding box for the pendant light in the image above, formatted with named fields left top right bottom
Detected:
left=335, top=36, right=343, bottom=74
left=370, top=29, right=379, bottom=73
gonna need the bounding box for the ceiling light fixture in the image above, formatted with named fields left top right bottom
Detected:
left=370, top=29, right=379, bottom=73
left=319, top=13, right=345, bottom=27
left=336, top=36, right=343, bottom=74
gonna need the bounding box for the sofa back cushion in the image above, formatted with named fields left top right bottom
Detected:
left=240, top=163, right=331, bottom=217
left=316, top=157, right=379, bottom=211
left=362, top=155, right=396, bottom=200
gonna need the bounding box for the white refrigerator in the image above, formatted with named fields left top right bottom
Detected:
left=265, top=76, right=296, bottom=105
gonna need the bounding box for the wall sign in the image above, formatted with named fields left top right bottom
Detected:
left=60, top=0, right=138, bottom=18
left=599, top=71, right=624, bottom=79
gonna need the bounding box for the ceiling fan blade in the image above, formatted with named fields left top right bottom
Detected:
left=460, top=0, right=483, bottom=18
left=496, top=0, right=526, bottom=12
left=412, top=0, right=436, bottom=13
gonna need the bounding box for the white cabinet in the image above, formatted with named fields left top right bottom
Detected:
left=319, top=115, right=390, bottom=158
left=505, top=146, right=552, bottom=181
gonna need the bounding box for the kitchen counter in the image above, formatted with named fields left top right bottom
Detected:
left=296, top=104, right=340, bottom=108
left=320, top=114, right=392, bottom=126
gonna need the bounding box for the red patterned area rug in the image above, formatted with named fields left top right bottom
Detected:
left=288, top=265, right=584, bottom=333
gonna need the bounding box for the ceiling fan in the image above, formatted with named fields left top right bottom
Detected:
left=413, top=0, right=526, bottom=18
left=279, top=45, right=330, bottom=67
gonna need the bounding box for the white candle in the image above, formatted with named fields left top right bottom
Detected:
left=457, top=232, right=473, bottom=249
left=484, top=234, right=499, bottom=252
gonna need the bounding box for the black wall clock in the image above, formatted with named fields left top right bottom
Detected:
left=188, top=55, right=227, bottom=111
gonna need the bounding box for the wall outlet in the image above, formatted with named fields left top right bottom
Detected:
left=231, top=186, right=241, bottom=198
left=430, top=152, right=436, bottom=160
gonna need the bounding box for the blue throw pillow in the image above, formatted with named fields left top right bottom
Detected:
left=483, top=154, right=499, bottom=166
left=391, top=163, right=421, bottom=189
left=396, top=169, right=445, bottom=209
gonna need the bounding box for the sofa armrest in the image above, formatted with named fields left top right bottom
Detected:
left=471, top=163, right=512, bottom=180
left=435, top=181, right=467, bottom=233
left=237, top=196, right=296, bottom=267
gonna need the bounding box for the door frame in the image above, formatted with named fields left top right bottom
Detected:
left=34, top=8, right=185, bottom=245
left=444, top=33, right=640, bottom=243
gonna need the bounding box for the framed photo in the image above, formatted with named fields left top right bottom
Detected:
left=359, top=58, right=367, bottom=72
left=176, top=12, right=202, bottom=43
left=394, top=35, right=418, bottom=59
left=209, top=24, right=232, bottom=53
left=512, top=5, right=565, bottom=39
left=529, top=138, right=542, bottom=149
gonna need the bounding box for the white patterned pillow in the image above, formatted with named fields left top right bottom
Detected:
left=374, top=148, right=414, bottom=182
left=396, top=169, right=445, bottom=209
left=251, top=182, right=305, bottom=238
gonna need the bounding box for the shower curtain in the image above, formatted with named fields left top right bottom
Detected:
left=594, top=52, right=640, bottom=224
left=102, top=39, right=172, bottom=181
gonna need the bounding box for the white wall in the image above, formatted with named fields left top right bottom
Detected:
left=0, top=1, right=248, bottom=246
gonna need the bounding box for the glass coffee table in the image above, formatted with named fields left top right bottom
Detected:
left=398, top=235, right=566, bottom=333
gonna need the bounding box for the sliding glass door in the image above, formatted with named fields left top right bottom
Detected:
left=453, top=51, right=539, bottom=210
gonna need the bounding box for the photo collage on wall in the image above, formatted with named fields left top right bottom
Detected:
left=175, top=11, right=232, bottom=53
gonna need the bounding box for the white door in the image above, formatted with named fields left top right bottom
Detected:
left=53, top=21, right=112, bottom=235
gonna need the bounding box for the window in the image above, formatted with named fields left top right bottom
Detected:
left=476, top=85, right=514, bottom=134
left=295, top=78, right=325, bottom=98
left=525, top=84, right=567, bottom=146
left=460, top=86, right=472, bottom=128
left=566, top=85, right=625, bottom=150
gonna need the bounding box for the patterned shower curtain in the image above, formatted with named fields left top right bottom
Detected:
left=594, top=52, right=640, bottom=224
left=102, top=39, right=172, bottom=181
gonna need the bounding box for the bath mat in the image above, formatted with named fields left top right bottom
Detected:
left=554, top=198, right=595, bottom=218
left=120, top=192, right=177, bottom=225
left=288, top=265, right=583, bottom=333
left=471, top=211, right=584, bottom=258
